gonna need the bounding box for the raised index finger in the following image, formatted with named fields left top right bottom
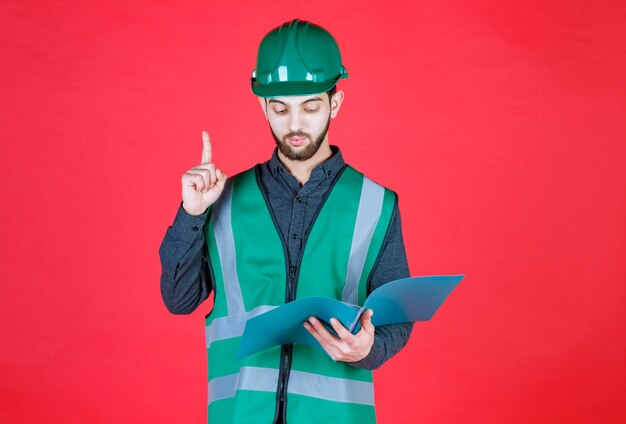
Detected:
left=201, top=130, right=212, bottom=164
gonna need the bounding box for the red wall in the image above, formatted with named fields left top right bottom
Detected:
left=1, top=0, right=624, bottom=422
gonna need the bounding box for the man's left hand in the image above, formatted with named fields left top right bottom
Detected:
left=303, top=309, right=375, bottom=362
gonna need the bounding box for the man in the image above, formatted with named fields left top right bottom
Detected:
left=160, top=18, right=413, bottom=424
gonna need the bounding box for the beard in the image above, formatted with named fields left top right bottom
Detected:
left=271, top=115, right=331, bottom=161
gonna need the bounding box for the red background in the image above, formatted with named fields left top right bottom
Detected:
left=1, top=0, right=625, bottom=422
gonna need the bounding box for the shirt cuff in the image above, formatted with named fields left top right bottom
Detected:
left=168, top=202, right=210, bottom=242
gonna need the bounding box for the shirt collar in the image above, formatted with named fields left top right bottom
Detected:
left=267, top=145, right=345, bottom=178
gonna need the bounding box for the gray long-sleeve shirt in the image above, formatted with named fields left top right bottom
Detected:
left=159, top=146, right=413, bottom=369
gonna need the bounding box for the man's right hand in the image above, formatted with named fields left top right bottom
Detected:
left=181, top=131, right=227, bottom=216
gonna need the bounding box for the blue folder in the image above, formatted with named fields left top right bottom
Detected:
left=236, top=274, right=465, bottom=359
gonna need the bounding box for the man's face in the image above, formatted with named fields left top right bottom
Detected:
left=260, top=93, right=336, bottom=161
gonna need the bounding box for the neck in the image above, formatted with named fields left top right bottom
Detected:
left=277, top=140, right=333, bottom=186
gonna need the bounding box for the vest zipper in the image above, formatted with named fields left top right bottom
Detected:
left=275, top=264, right=297, bottom=422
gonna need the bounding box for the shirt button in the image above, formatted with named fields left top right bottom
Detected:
left=192, top=226, right=199, bottom=232
left=296, top=197, right=302, bottom=203
left=327, top=170, right=332, bottom=176
left=291, top=234, right=299, bottom=239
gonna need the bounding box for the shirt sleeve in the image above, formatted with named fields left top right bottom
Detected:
left=347, top=198, right=414, bottom=370
left=159, top=203, right=212, bottom=314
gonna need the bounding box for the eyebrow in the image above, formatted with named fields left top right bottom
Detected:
left=268, top=97, right=323, bottom=106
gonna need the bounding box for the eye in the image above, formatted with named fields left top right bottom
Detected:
left=273, top=109, right=287, bottom=115
left=304, top=108, right=319, bottom=113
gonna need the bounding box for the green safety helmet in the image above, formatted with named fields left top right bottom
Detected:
left=251, top=18, right=348, bottom=98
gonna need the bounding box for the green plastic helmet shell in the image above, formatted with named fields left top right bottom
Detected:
left=251, top=18, right=348, bottom=98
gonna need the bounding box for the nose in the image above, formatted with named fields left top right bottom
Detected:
left=287, top=110, right=303, bottom=133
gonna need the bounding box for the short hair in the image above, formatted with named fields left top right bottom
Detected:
left=326, top=85, right=337, bottom=102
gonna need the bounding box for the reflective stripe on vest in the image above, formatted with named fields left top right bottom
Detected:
left=342, top=176, right=385, bottom=305
left=211, top=178, right=245, bottom=316
left=209, top=367, right=375, bottom=406
left=205, top=305, right=276, bottom=348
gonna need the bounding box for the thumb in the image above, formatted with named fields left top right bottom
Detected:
left=214, top=169, right=226, bottom=191
left=214, top=169, right=227, bottom=189
left=360, top=309, right=375, bottom=333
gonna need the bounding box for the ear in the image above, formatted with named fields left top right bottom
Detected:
left=329, top=90, right=345, bottom=119
left=258, top=97, right=269, bottom=120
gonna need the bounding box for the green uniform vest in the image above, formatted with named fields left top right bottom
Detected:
left=204, top=164, right=396, bottom=424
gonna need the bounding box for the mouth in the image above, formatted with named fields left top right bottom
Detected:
left=287, top=136, right=308, bottom=147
